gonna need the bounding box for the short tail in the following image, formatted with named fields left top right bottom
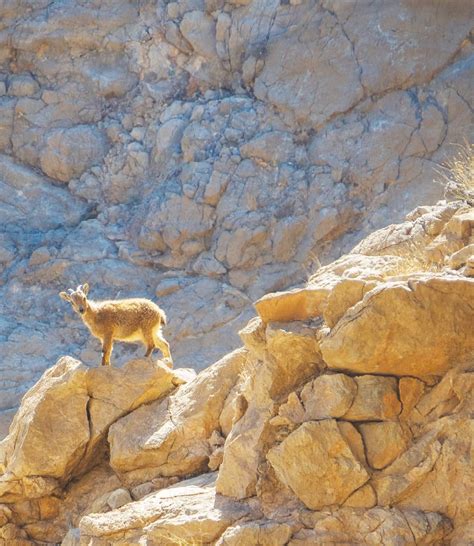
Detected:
left=160, top=308, right=167, bottom=326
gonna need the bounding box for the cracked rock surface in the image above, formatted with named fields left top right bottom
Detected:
left=0, top=0, right=473, bottom=439
left=0, top=199, right=473, bottom=544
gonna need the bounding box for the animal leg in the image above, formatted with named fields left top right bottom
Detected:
left=154, top=329, right=173, bottom=367
left=101, top=335, right=113, bottom=366
left=143, top=331, right=155, bottom=358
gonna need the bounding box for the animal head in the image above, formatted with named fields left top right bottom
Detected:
left=59, top=283, right=90, bottom=315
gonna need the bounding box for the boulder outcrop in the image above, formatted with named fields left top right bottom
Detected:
left=1, top=202, right=473, bottom=543
left=1, top=0, right=472, bottom=437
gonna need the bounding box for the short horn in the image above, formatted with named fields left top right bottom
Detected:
left=67, top=288, right=74, bottom=294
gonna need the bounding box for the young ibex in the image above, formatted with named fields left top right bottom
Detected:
left=59, top=284, right=172, bottom=367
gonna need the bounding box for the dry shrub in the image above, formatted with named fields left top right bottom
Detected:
left=437, top=141, right=473, bottom=205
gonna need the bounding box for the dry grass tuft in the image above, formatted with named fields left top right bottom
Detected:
left=436, top=141, right=474, bottom=205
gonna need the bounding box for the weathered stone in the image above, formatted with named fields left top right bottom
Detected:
left=0, top=357, right=89, bottom=483
left=358, top=422, right=410, bottom=469
left=255, top=287, right=329, bottom=323
left=343, top=484, right=377, bottom=509
left=342, top=375, right=401, bottom=422
left=267, top=420, right=369, bottom=510
left=265, top=321, right=322, bottom=397
left=399, top=377, right=426, bottom=420
left=216, top=520, right=292, bottom=546
left=372, top=430, right=442, bottom=506
left=106, top=488, right=132, bottom=510
left=108, top=349, right=247, bottom=479
left=40, top=125, right=107, bottom=182
left=290, top=507, right=451, bottom=545
left=321, top=276, right=474, bottom=378
left=80, top=474, right=249, bottom=544
left=323, top=278, right=377, bottom=328
left=301, top=373, right=357, bottom=420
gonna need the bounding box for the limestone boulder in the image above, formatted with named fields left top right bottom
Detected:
left=292, top=507, right=451, bottom=545
left=267, top=420, right=369, bottom=510
left=342, top=375, right=401, bottom=422
left=86, top=358, right=184, bottom=448
left=0, top=355, right=191, bottom=508
left=80, top=473, right=250, bottom=544
left=217, top=520, right=292, bottom=546
left=301, top=373, right=356, bottom=420
left=108, top=349, right=247, bottom=481
left=358, top=422, right=410, bottom=470
left=0, top=357, right=89, bottom=484
left=40, top=125, right=107, bottom=182
left=217, top=320, right=322, bottom=500
left=216, top=356, right=274, bottom=499
left=265, top=321, right=322, bottom=397
left=254, top=286, right=330, bottom=323
left=321, top=276, right=474, bottom=377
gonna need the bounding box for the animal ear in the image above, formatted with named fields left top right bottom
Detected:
left=82, top=283, right=89, bottom=296
left=59, top=291, right=71, bottom=302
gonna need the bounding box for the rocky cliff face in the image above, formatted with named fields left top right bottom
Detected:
left=0, top=1, right=473, bottom=437
left=0, top=200, right=473, bottom=545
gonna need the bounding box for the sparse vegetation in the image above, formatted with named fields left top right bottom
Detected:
left=437, top=141, right=474, bottom=205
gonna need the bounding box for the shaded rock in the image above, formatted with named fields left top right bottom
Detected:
left=40, top=125, right=107, bottom=182
left=399, top=377, right=426, bottom=421
left=358, top=422, right=410, bottom=470
left=240, top=131, right=294, bottom=165
left=321, top=276, right=474, bottom=377
left=106, top=488, right=132, bottom=510
left=342, top=375, right=401, bottom=422
left=301, top=373, right=356, bottom=420
left=267, top=420, right=369, bottom=510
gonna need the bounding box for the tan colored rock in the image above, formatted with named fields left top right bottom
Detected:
left=290, top=507, right=451, bottom=545
left=238, top=316, right=266, bottom=360
left=342, top=375, right=401, bottom=421
left=218, top=320, right=323, bottom=500
left=343, top=484, right=377, bottom=508
left=399, top=377, right=426, bottom=420
left=216, top=359, right=274, bottom=499
left=80, top=473, right=249, bottom=544
left=106, top=488, right=132, bottom=510
left=323, top=278, right=377, bottom=328
left=372, top=429, right=442, bottom=506
left=216, top=520, right=292, bottom=545
left=208, top=446, right=225, bottom=471
left=337, top=421, right=368, bottom=468
left=395, top=417, right=474, bottom=528
left=275, top=392, right=305, bottom=426
left=301, top=373, right=356, bottom=420
left=321, top=276, right=474, bottom=377
left=0, top=357, right=89, bottom=483
left=358, top=422, right=409, bottom=469
left=447, top=243, right=474, bottom=269
left=108, top=349, right=247, bottom=480
left=254, top=286, right=329, bottom=323
left=267, top=420, right=369, bottom=510
left=265, top=321, right=322, bottom=397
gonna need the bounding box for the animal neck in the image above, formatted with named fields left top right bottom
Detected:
left=81, top=300, right=96, bottom=322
